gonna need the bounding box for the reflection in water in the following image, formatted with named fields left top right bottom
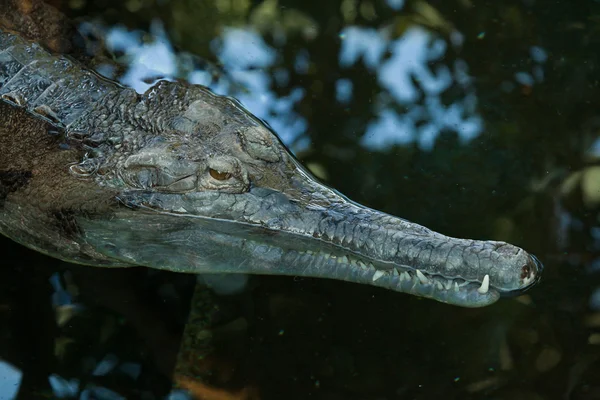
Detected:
left=386, top=0, right=405, bottom=11
left=0, top=360, right=21, bottom=399
left=515, top=46, right=547, bottom=87
left=99, top=22, right=310, bottom=152
left=339, top=25, right=473, bottom=149
left=94, top=18, right=484, bottom=153
left=339, top=27, right=386, bottom=70
left=3, top=0, right=600, bottom=399
left=335, top=78, right=353, bottom=104
left=105, top=21, right=176, bottom=91
left=355, top=26, right=481, bottom=150
left=48, top=374, right=80, bottom=398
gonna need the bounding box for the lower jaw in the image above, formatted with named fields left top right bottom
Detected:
left=370, top=269, right=501, bottom=307
left=207, top=238, right=502, bottom=307
left=283, top=250, right=501, bottom=308
left=81, top=215, right=500, bottom=307
left=217, top=242, right=502, bottom=308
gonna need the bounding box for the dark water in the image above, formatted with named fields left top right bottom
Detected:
left=1, top=0, right=600, bottom=399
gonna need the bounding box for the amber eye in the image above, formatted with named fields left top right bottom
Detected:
left=209, top=168, right=232, bottom=181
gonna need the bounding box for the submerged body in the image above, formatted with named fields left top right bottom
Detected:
left=0, top=26, right=541, bottom=308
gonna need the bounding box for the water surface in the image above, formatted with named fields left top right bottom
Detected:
left=1, top=0, right=599, bottom=399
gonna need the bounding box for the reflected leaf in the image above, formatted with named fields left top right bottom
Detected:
left=99, top=315, right=118, bottom=344
left=305, top=162, right=328, bottom=180
left=0, top=360, right=22, bottom=400
left=249, top=0, right=319, bottom=39
left=80, top=386, right=125, bottom=400
left=588, top=333, right=600, bottom=344
left=535, top=347, right=562, bottom=373
left=55, top=304, right=80, bottom=327
left=48, top=374, right=79, bottom=398
left=412, top=0, right=454, bottom=34
left=92, top=354, right=119, bottom=376
left=581, top=166, right=600, bottom=207
left=119, top=362, right=142, bottom=380
left=54, top=337, right=75, bottom=360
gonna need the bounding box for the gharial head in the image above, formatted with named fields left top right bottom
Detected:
left=67, top=80, right=542, bottom=308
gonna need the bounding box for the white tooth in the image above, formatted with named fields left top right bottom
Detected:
left=339, top=256, right=349, bottom=264
left=392, top=268, right=399, bottom=276
left=435, top=281, right=443, bottom=290
left=368, top=263, right=376, bottom=271
left=400, top=272, right=411, bottom=281
left=416, top=269, right=429, bottom=284
left=454, top=282, right=460, bottom=292
left=478, top=274, right=490, bottom=294
left=445, top=280, right=453, bottom=290
left=372, top=270, right=385, bottom=282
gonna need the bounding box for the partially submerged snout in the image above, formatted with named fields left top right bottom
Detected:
left=351, top=237, right=543, bottom=307
left=247, top=191, right=544, bottom=308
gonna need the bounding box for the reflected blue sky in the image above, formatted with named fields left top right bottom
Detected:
left=386, top=0, right=405, bottom=11
left=340, top=25, right=482, bottom=150
left=590, top=137, right=600, bottom=157
left=90, top=15, right=548, bottom=153
left=0, top=360, right=21, bottom=400
left=339, top=27, right=386, bottom=70
left=511, top=45, right=547, bottom=90
left=104, top=21, right=177, bottom=92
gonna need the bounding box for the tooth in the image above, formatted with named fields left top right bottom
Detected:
left=372, top=270, right=385, bottom=282
left=445, top=280, right=453, bottom=290
left=392, top=268, right=399, bottom=276
left=368, top=263, right=376, bottom=271
left=435, top=281, right=443, bottom=290
left=400, top=272, right=411, bottom=281
left=416, top=269, right=429, bottom=284
left=454, top=282, right=459, bottom=292
left=338, top=256, right=349, bottom=264
left=478, top=274, right=490, bottom=294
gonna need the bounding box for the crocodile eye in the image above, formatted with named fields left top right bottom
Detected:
left=202, top=156, right=249, bottom=193
left=209, top=168, right=232, bottom=181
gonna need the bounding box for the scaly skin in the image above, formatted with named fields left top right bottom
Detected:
left=0, top=25, right=542, bottom=308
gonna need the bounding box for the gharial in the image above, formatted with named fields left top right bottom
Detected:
left=0, top=2, right=542, bottom=313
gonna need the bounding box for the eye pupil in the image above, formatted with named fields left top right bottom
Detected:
left=209, top=168, right=232, bottom=181
left=521, top=265, right=531, bottom=280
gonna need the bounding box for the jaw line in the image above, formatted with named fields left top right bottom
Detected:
left=293, top=245, right=502, bottom=303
